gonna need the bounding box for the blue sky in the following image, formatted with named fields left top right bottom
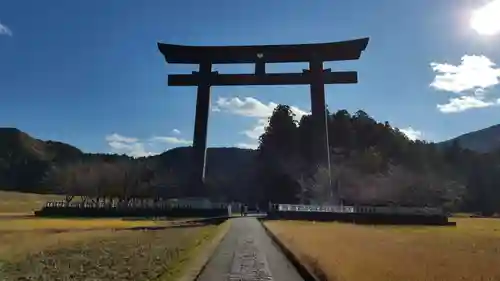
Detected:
left=1, top=0, right=500, bottom=156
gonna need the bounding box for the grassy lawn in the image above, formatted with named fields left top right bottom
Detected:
left=0, top=217, right=164, bottom=231
left=0, top=217, right=174, bottom=261
left=0, top=191, right=227, bottom=280
left=0, top=215, right=223, bottom=280
left=265, top=218, right=500, bottom=281
left=0, top=190, right=62, bottom=214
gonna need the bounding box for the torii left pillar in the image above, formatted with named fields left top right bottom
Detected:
left=190, top=62, right=213, bottom=196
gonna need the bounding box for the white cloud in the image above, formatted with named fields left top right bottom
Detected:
left=0, top=22, right=12, bottom=36
left=214, top=96, right=309, bottom=143
left=105, top=134, right=155, bottom=158
left=437, top=96, right=499, bottom=113
left=105, top=133, right=138, bottom=143
left=215, top=97, right=276, bottom=118
left=150, top=136, right=192, bottom=145
left=430, top=55, right=500, bottom=113
left=172, top=129, right=181, bottom=135
left=242, top=119, right=267, bottom=140
left=399, top=127, right=423, bottom=141
left=107, top=141, right=155, bottom=158
left=430, top=55, right=500, bottom=93
left=105, top=133, right=191, bottom=157
left=289, top=106, right=309, bottom=121
left=235, top=142, right=258, bottom=149
left=214, top=97, right=308, bottom=120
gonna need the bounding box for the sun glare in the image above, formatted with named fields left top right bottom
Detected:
left=470, top=0, right=500, bottom=36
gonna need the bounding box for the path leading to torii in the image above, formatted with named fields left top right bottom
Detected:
left=197, top=216, right=304, bottom=281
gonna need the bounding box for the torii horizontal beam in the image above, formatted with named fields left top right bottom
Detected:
left=168, top=71, right=358, bottom=86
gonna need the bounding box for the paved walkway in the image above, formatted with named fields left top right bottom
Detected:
left=197, top=216, right=304, bottom=281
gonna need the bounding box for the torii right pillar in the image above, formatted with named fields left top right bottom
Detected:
left=309, top=57, right=333, bottom=197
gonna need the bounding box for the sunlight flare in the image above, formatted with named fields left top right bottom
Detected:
left=470, top=0, right=500, bottom=35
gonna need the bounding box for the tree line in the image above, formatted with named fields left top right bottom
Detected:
left=5, top=105, right=498, bottom=215
left=254, top=105, right=498, bottom=215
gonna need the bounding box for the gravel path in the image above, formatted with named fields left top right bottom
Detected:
left=197, top=216, right=304, bottom=281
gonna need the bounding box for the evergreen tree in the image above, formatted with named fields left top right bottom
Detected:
left=257, top=104, right=301, bottom=204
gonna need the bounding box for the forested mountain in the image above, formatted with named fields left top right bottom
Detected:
left=440, top=124, right=500, bottom=153
left=0, top=128, right=256, bottom=199
left=1, top=106, right=499, bottom=216
left=0, top=128, right=86, bottom=192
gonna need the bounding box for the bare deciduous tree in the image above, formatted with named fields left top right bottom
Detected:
left=297, top=158, right=465, bottom=209
left=45, top=161, right=100, bottom=205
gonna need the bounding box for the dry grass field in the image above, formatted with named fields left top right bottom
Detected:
left=0, top=191, right=225, bottom=280
left=0, top=217, right=163, bottom=231
left=0, top=190, right=62, bottom=214
left=265, top=218, right=500, bottom=281
left=0, top=217, right=174, bottom=261
left=0, top=216, right=223, bottom=280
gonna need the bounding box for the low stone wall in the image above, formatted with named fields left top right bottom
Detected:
left=267, top=211, right=451, bottom=225
left=34, top=206, right=229, bottom=218
left=266, top=204, right=452, bottom=225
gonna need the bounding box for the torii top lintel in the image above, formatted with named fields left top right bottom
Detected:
left=157, top=37, right=369, bottom=64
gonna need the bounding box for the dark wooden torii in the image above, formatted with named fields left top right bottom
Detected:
left=158, top=38, right=369, bottom=196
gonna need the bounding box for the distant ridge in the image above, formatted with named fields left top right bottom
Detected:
left=0, top=127, right=256, bottom=197
left=439, top=124, right=500, bottom=153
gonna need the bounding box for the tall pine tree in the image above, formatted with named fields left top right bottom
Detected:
left=257, top=105, right=301, bottom=204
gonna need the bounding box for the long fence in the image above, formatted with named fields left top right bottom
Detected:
left=36, top=198, right=233, bottom=218
left=275, top=204, right=444, bottom=215
left=36, top=198, right=451, bottom=225
left=267, top=203, right=451, bottom=225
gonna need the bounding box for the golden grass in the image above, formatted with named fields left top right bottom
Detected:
left=0, top=217, right=171, bottom=262
left=0, top=217, right=163, bottom=231
left=0, top=213, right=223, bottom=281
left=265, top=218, right=500, bottom=281
left=0, top=228, right=119, bottom=262
left=0, top=191, right=227, bottom=279
left=1, top=225, right=219, bottom=281
left=0, top=190, right=62, bottom=213
left=159, top=220, right=229, bottom=281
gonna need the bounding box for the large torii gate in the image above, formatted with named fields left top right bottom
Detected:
left=158, top=38, right=369, bottom=196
